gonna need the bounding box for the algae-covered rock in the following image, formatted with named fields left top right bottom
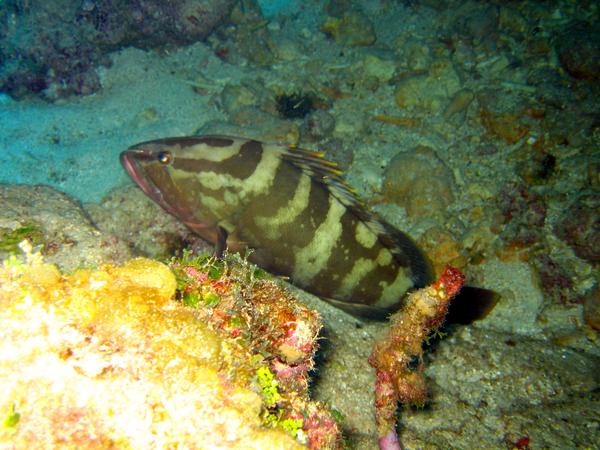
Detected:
left=361, top=54, right=397, bottom=83
left=0, top=247, right=331, bottom=448
left=1, top=185, right=132, bottom=271
left=409, top=327, right=600, bottom=449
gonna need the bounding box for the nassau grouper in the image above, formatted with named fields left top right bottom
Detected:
left=121, top=135, right=433, bottom=318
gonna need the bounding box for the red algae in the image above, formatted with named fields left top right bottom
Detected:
left=369, top=266, right=465, bottom=449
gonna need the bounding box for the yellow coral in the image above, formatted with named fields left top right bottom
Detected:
left=0, top=250, right=303, bottom=449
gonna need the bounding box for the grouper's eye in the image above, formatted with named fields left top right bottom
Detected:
left=157, top=151, right=173, bottom=165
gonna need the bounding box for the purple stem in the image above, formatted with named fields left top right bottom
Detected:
left=379, top=430, right=403, bottom=450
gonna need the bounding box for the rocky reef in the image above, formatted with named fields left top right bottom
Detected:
left=0, top=0, right=236, bottom=99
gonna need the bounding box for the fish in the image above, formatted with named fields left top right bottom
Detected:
left=120, top=135, right=433, bottom=318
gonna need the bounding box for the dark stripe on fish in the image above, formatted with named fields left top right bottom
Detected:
left=173, top=140, right=263, bottom=181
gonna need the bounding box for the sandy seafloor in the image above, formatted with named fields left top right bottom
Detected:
left=1, top=0, right=599, bottom=448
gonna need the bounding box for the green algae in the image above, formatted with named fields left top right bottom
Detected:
left=0, top=223, right=44, bottom=253
left=256, top=366, right=282, bottom=408
left=3, top=405, right=20, bottom=429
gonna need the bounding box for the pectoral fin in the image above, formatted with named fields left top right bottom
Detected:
left=216, top=225, right=248, bottom=257
left=215, top=226, right=228, bottom=258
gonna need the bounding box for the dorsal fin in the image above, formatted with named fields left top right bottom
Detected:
left=280, top=144, right=364, bottom=211
left=280, top=144, right=433, bottom=288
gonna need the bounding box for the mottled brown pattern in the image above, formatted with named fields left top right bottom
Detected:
left=182, top=175, right=231, bottom=225
left=293, top=170, right=333, bottom=238
left=236, top=162, right=307, bottom=275
left=238, top=158, right=331, bottom=254
left=301, top=210, right=358, bottom=300
left=222, top=152, right=411, bottom=306
left=240, top=160, right=302, bottom=225
left=352, top=259, right=399, bottom=305
left=304, top=212, right=357, bottom=296
left=377, top=222, right=432, bottom=289
left=214, top=140, right=263, bottom=180
left=304, top=211, right=397, bottom=306
left=172, top=140, right=262, bottom=181
left=172, top=157, right=216, bottom=173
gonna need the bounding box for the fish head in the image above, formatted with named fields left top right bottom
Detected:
left=120, top=137, right=224, bottom=230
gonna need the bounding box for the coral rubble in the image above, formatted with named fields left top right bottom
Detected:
left=555, top=192, right=600, bottom=264
left=321, top=11, right=376, bottom=47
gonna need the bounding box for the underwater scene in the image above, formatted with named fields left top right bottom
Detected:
left=0, top=0, right=598, bottom=448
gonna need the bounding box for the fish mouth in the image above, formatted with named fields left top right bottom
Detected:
left=120, top=149, right=159, bottom=199
left=120, top=148, right=187, bottom=220
left=120, top=150, right=137, bottom=180
left=120, top=148, right=176, bottom=210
